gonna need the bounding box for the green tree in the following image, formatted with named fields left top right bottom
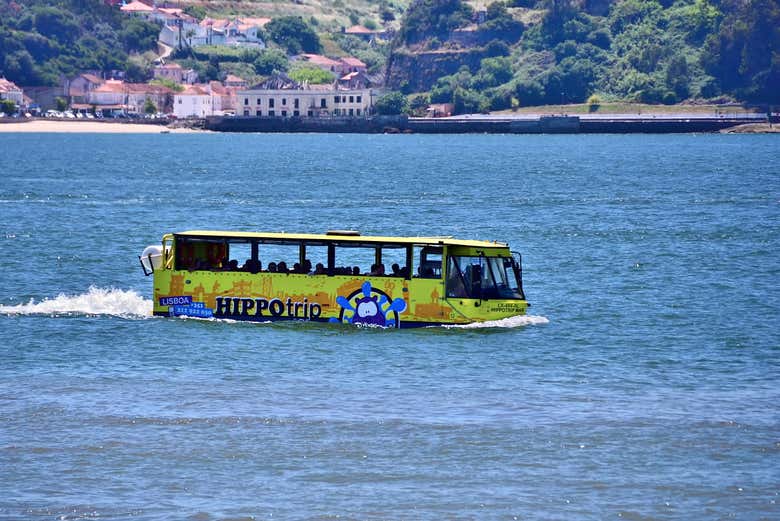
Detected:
left=380, top=2, right=396, bottom=23
left=144, top=98, right=157, bottom=114
left=55, top=97, right=68, bottom=111
left=514, top=78, right=546, bottom=106
left=150, top=78, right=184, bottom=92
left=33, top=6, right=80, bottom=45
left=119, top=18, right=159, bottom=52
left=409, top=93, right=430, bottom=115
left=265, top=16, right=321, bottom=54
left=453, top=87, right=489, bottom=114
left=374, top=91, right=409, bottom=115
left=253, top=49, right=290, bottom=75
left=398, top=0, right=474, bottom=45
left=701, top=0, right=780, bottom=102
left=0, top=99, right=16, bottom=115
left=479, top=2, right=524, bottom=43
left=288, top=66, right=334, bottom=84
left=665, top=54, right=690, bottom=100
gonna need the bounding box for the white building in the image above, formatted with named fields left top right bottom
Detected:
left=238, top=76, right=375, bottom=118
left=173, top=85, right=213, bottom=118
left=153, top=63, right=198, bottom=85
left=0, top=78, right=24, bottom=107
left=159, top=17, right=267, bottom=49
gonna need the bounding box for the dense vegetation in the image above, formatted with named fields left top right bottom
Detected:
left=392, top=0, right=780, bottom=108
left=0, top=0, right=159, bottom=85
left=0, top=0, right=777, bottom=110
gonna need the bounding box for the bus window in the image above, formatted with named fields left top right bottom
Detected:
left=304, top=245, right=328, bottom=274
left=446, top=256, right=524, bottom=299
left=261, top=242, right=301, bottom=273
left=381, top=246, right=408, bottom=277
left=334, top=246, right=375, bottom=275
left=415, top=246, right=442, bottom=278
left=176, top=238, right=226, bottom=271
left=227, top=241, right=253, bottom=272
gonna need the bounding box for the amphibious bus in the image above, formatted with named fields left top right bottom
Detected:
left=139, top=230, right=528, bottom=327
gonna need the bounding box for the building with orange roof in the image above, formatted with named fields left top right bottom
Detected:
left=86, top=81, right=174, bottom=114
left=224, top=75, right=248, bottom=88
left=119, top=0, right=153, bottom=14
left=343, top=25, right=388, bottom=41
left=0, top=78, right=24, bottom=107
left=208, top=81, right=239, bottom=114
left=337, top=71, right=376, bottom=90
left=174, top=85, right=214, bottom=118
left=66, top=73, right=104, bottom=103
left=293, top=54, right=342, bottom=73
left=339, top=57, right=368, bottom=74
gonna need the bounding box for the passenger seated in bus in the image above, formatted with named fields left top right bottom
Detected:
left=417, top=265, right=435, bottom=278
left=241, top=258, right=261, bottom=273
left=465, top=265, right=482, bottom=296
left=292, top=262, right=303, bottom=273
left=191, top=258, right=211, bottom=271
left=303, top=259, right=312, bottom=273
left=369, top=263, right=386, bottom=276
left=352, top=266, right=360, bottom=276
left=277, top=261, right=289, bottom=273
left=225, top=259, right=239, bottom=271
left=399, top=266, right=410, bottom=278
left=267, top=262, right=277, bottom=273
left=391, top=263, right=401, bottom=277
left=447, top=270, right=467, bottom=298
left=310, top=263, right=326, bottom=275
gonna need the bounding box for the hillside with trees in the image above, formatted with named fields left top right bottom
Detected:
left=388, top=0, right=780, bottom=111
left=0, top=0, right=777, bottom=111
left=0, top=0, right=160, bottom=85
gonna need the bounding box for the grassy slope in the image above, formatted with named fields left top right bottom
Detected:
left=501, top=103, right=764, bottom=115
left=177, top=0, right=409, bottom=31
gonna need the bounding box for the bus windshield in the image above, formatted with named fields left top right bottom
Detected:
left=446, top=256, right=524, bottom=300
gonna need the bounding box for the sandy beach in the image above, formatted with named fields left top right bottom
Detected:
left=0, top=119, right=203, bottom=133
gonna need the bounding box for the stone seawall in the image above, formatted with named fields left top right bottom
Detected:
left=205, top=114, right=775, bottom=134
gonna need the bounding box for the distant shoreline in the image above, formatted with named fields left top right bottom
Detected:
left=204, top=113, right=777, bottom=134
left=1, top=115, right=777, bottom=134
left=0, top=119, right=205, bottom=134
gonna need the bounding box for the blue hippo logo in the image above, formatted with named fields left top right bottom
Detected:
left=330, top=281, right=407, bottom=328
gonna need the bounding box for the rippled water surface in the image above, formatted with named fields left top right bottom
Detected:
left=1, top=133, right=778, bottom=520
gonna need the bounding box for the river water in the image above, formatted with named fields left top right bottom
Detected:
left=1, top=132, right=778, bottom=520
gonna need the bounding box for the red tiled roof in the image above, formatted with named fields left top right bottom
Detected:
left=240, top=17, right=271, bottom=27
left=120, top=1, right=153, bottom=13
left=180, top=85, right=209, bottom=96
left=93, top=81, right=173, bottom=94
left=340, top=57, right=367, bottom=67
left=345, top=25, right=375, bottom=34
left=209, top=81, right=227, bottom=94
left=80, top=73, right=103, bottom=84
left=298, top=54, right=341, bottom=67
left=0, top=78, right=22, bottom=93
left=200, top=18, right=230, bottom=28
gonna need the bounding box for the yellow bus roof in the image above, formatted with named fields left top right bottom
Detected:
left=174, top=230, right=510, bottom=249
